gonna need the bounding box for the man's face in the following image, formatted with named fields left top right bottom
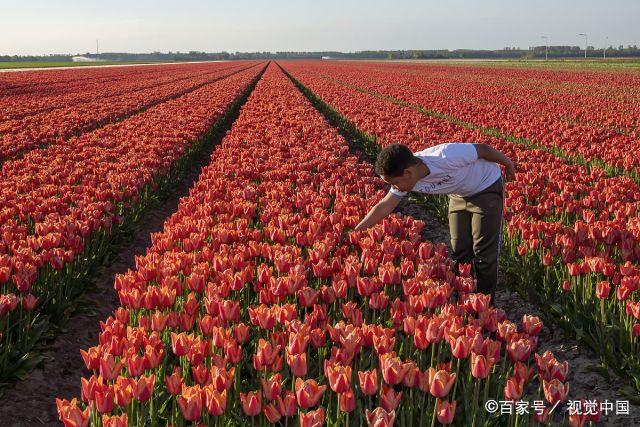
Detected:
left=382, top=168, right=416, bottom=193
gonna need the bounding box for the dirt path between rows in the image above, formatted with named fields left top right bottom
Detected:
left=0, top=142, right=220, bottom=427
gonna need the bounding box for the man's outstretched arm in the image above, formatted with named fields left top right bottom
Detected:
left=474, top=143, right=516, bottom=181
left=354, top=191, right=402, bottom=232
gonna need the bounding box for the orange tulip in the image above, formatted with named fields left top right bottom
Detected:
left=102, top=413, right=128, bottom=427
left=295, top=378, right=326, bottom=409
left=325, top=362, right=352, bottom=393
left=299, top=407, right=325, bottom=427
left=380, top=353, right=408, bottom=385
left=287, top=351, right=308, bottom=377
left=211, top=365, right=235, bottom=392
left=471, top=353, right=492, bottom=379
left=429, top=370, right=456, bottom=398
left=177, top=384, right=203, bottom=422
left=450, top=335, right=471, bottom=359
left=56, top=398, right=90, bottom=427
left=436, top=399, right=456, bottom=425
left=366, top=407, right=396, bottom=427
left=263, top=403, right=282, bottom=423
left=521, top=315, right=543, bottom=335
left=358, top=369, right=378, bottom=396
left=240, top=390, right=262, bottom=416
left=504, top=376, right=524, bottom=401
left=543, top=379, right=569, bottom=405
left=204, top=386, right=227, bottom=416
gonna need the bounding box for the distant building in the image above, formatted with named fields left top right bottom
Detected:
left=321, top=56, right=333, bottom=60
left=72, top=56, right=101, bottom=62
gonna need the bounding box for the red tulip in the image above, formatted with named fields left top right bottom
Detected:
left=276, top=390, right=297, bottom=417
left=94, top=387, right=114, bottom=414
left=132, top=374, right=155, bottom=403
left=165, top=366, right=183, bottom=395
left=596, top=281, right=611, bottom=299
left=339, top=389, right=356, bottom=412
left=99, top=354, right=122, bottom=381
left=380, top=384, right=402, bottom=411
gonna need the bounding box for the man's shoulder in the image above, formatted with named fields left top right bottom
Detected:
left=413, top=142, right=454, bottom=158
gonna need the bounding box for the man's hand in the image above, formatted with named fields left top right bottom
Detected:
left=504, top=159, right=516, bottom=182
left=474, top=143, right=516, bottom=182
left=336, top=227, right=356, bottom=245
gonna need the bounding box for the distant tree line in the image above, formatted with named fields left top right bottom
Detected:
left=1, top=46, right=640, bottom=62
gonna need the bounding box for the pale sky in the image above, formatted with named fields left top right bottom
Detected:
left=1, top=0, right=638, bottom=55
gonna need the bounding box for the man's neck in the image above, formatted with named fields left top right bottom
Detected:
left=416, top=161, right=430, bottom=180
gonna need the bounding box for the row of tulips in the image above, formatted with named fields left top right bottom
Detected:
left=0, top=62, right=253, bottom=162
left=0, top=63, right=248, bottom=123
left=361, top=62, right=640, bottom=135
left=0, top=62, right=209, bottom=97
left=58, top=63, right=576, bottom=426
left=279, top=62, right=640, bottom=395
left=288, top=61, right=640, bottom=175
left=0, top=63, right=266, bottom=383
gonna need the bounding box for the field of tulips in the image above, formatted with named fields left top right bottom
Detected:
left=0, top=62, right=255, bottom=162
left=0, top=62, right=266, bottom=383
left=51, top=64, right=584, bottom=427
left=0, top=63, right=240, bottom=122
left=279, top=61, right=640, bottom=398
left=290, top=62, right=640, bottom=176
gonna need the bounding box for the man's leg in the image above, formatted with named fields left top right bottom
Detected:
left=448, top=196, right=473, bottom=273
left=468, top=180, right=504, bottom=303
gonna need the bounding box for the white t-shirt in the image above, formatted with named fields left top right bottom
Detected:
left=388, top=143, right=502, bottom=198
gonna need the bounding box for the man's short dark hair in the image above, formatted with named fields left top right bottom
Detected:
left=374, top=144, right=418, bottom=177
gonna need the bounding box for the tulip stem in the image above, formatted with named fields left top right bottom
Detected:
left=419, top=392, right=427, bottom=427
left=452, top=358, right=461, bottom=401
left=471, top=379, right=480, bottom=427
left=430, top=343, right=436, bottom=368
left=481, top=372, right=491, bottom=425
left=430, top=397, right=438, bottom=427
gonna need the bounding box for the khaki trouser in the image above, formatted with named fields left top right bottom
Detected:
left=448, top=177, right=504, bottom=303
